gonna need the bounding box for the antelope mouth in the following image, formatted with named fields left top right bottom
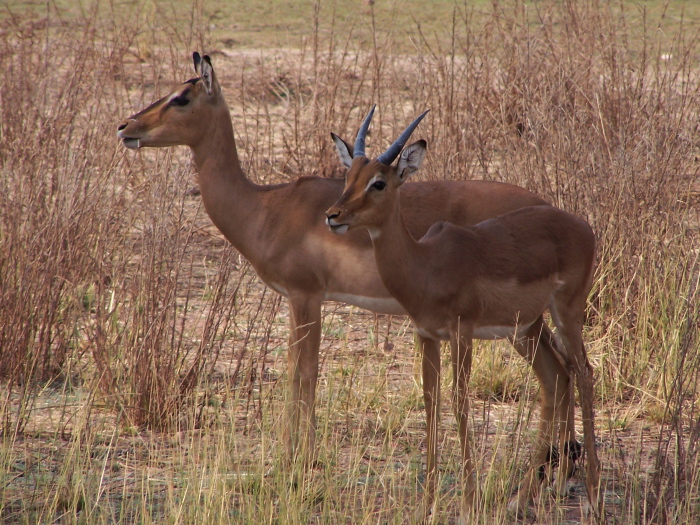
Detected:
left=121, top=137, right=141, bottom=149
left=326, top=217, right=349, bottom=235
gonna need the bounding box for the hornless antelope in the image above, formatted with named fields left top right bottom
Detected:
left=117, top=53, right=580, bottom=513
left=326, top=109, right=602, bottom=522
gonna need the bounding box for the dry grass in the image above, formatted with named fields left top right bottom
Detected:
left=1, top=0, right=699, bottom=523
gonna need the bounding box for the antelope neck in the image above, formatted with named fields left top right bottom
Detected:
left=189, top=105, right=262, bottom=262
left=368, top=194, right=426, bottom=309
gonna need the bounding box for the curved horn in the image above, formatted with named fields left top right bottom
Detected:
left=353, top=105, right=376, bottom=158
left=376, top=109, right=430, bottom=166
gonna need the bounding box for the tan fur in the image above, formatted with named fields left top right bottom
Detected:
left=117, top=54, right=593, bottom=518
left=327, top=147, right=602, bottom=521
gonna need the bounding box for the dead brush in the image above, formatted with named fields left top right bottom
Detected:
left=0, top=12, right=248, bottom=434
left=0, top=17, right=133, bottom=433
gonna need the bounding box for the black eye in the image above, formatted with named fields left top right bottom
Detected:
left=371, top=180, right=386, bottom=191
left=170, top=95, right=189, bottom=107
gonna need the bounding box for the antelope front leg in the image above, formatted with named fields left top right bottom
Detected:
left=452, top=329, right=476, bottom=523
left=285, top=294, right=322, bottom=467
left=417, top=335, right=441, bottom=522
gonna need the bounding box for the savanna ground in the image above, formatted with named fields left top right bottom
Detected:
left=1, top=0, right=700, bottom=523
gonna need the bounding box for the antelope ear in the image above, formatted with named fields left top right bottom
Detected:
left=193, top=52, right=215, bottom=95
left=331, top=132, right=354, bottom=169
left=396, top=140, right=427, bottom=183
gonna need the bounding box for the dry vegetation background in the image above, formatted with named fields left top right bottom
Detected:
left=1, top=0, right=700, bottom=523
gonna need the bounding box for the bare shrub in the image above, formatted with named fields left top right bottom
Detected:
left=0, top=12, right=241, bottom=432
left=0, top=15, right=133, bottom=432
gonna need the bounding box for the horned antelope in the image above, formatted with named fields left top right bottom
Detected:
left=326, top=108, right=602, bottom=522
left=117, top=53, right=580, bottom=512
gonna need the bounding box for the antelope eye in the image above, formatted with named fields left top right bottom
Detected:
left=371, top=180, right=386, bottom=191
left=170, top=95, right=190, bottom=106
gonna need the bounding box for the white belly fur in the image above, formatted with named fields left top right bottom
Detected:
left=473, top=325, right=519, bottom=340
left=296, top=286, right=534, bottom=341
left=418, top=324, right=532, bottom=342
left=268, top=282, right=289, bottom=296
left=325, top=292, right=407, bottom=315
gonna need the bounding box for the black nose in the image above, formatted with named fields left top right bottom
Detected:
left=118, top=122, right=127, bottom=131
left=326, top=211, right=339, bottom=220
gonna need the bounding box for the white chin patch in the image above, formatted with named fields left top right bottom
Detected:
left=367, top=227, right=381, bottom=240
left=331, top=224, right=349, bottom=235
left=122, top=138, right=141, bottom=149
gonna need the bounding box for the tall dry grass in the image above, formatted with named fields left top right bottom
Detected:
left=1, top=0, right=699, bottom=523
left=0, top=4, right=247, bottom=433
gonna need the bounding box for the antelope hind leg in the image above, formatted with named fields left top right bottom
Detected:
left=507, top=319, right=576, bottom=517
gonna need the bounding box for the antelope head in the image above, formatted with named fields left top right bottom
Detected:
left=117, top=52, right=222, bottom=149
left=326, top=107, right=428, bottom=236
